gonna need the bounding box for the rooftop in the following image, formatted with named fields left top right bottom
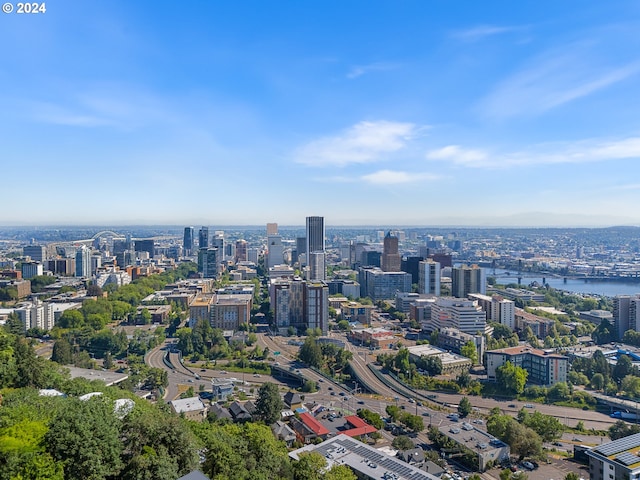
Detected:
left=170, top=396, right=206, bottom=413
left=289, top=434, right=438, bottom=480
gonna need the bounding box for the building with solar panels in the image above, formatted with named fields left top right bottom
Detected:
left=289, top=434, right=440, bottom=480
left=586, top=432, right=640, bottom=480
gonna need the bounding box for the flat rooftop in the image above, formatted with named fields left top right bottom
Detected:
left=289, top=434, right=439, bottom=480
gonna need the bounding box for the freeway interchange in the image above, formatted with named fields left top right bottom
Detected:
left=146, top=332, right=619, bottom=435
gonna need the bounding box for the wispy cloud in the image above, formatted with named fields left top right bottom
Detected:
left=295, top=120, right=420, bottom=167
left=480, top=44, right=640, bottom=118
left=28, top=86, right=175, bottom=129
left=452, top=24, right=525, bottom=42
left=315, top=170, right=440, bottom=185
left=361, top=170, right=440, bottom=185
left=346, top=62, right=399, bottom=79
left=426, top=136, right=640, bottom=168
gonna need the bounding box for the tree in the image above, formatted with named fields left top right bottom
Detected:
left=613, top=354, right=634, bottom=383
left=458, top=397, right=473, bottom=418
left=609, top=420, right=640, bottom=440
left=51, top=338, right=73, bottom=365
left=298, top=337, right=323, bottom=368
left=392, top=435, right=415, bottom=450
left=460, top=341, right=478, bottom=364
left=564, top=474, right=579, bottom=480
left=255, top=382, right=283, bottom=424
left=496, top=361, right=528, bottom=395
left=45, top=397, right=123, bottom=480
left=58, top=309, right=84, bottom=329
left=590, top=372, right=605, bottom=390
left=4, top=312, right=24, bottom=335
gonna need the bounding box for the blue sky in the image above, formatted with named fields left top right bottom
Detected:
left=2, top=1, right=640, bottom=226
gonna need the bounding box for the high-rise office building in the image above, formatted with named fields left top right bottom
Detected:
left=305, top=216, right=324, bottom=265
left=308, top=251, right=326, bottom=281
left=199, top=227, right=209, bottom=249
left=183, top=227, right=194, bottom=254
left=135, top=239, right=155, bottom=259
left=418, top=259, right=441, bottom=296
left=75, top=245, right=92, bottom=277
left=24, top=245, right=45, bottom=263
left=451, top=265, right=486, bottom=298
left=401, top=256, right=424, bottom=284
left=211, top=232, right=225, bottom=260
left=381, top=232, right=401, bottom=272
left=235, top=239, right=248, bottom=263
left=296, top=237, right=306, bottom=262
left=198, top=248, right=219, bottom=279
left=266, top=223, right=278, bottom=235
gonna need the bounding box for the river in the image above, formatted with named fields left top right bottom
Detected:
left=488, top=268, right=640, bottom=297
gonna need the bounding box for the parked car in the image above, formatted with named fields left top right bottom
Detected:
left=524, top=403, right=534, bottom=408
left=521, top=461, right=535, bottom=471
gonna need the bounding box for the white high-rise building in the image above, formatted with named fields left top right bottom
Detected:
left=429, top=297, right=488, bottom=335
left=267, top=234, right=284, bottom=269
left=418, top=260, right=441, bottom=296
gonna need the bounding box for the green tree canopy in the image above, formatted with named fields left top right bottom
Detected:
left=255, top=382, right=284, bottom=425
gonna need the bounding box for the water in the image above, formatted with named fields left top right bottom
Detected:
left=488, top=268, right=640, bottom=297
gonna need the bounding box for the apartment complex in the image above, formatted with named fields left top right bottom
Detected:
left=486, top=345, right=568, bottom=386
left=586, top=432, right=640, bottom=480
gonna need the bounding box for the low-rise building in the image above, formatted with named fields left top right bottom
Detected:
left=406, top=344, right=472, bottom=375
left=170, top=397, right=207, bottom=421
left=289, top=434, right=440, bottom=480
left=349, top=327, right=396, bottom=349
left=290, top=412, right=329, bottom=444
left=438, top=422, right=509, bottom=471
left=586, top=431, right=640, bottom=480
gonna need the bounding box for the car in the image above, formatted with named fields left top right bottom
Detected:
left=318, top=378, right=324, bottom=382
left=524, top=403, right=534, bottom=408
left=220, top=370, right=227, bottom=374
left=400, top=405, right=406, bottom=410
left=508, top=404, right=516, bottom=408
left=572, top=437, right=582, bottom=442
left=416, top=401, right=423, bottom=406
left=358, top=400, right=365, bottom=405
left=328, top=386, right=333, bottom=390
left=521, top=461, right=535, bottom=471
left=552, top=441, right=563, bottom=447
left=253, top=373, right=261, bottom=377
left=408, top=398, right=415, bottom=403
left=188, top=379, right=194, bottom=383
left=200, top=369, right=206, bottom=372
left=339, top=392, right=345, bottom=396
left=422, top=412, right=430, bottom=417
left=330, top=392, right=336, bottom=396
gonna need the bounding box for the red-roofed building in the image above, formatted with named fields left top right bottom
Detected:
left=290, top=412, right=330, bottom=444
left=343, top=415, right=377, bottom=437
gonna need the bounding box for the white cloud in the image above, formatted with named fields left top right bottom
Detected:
left=451, top=24, right=524, bottom=42
left=480, top=43, right=640, bottom=118
left=295, top=120, right=419, bottom=167
left=346, top=62, right=399, bottom=79
left=361, top=170, right=439, bottom=185
left=426, top=145, right=489, bottom=165
left=426, top=136, right=640, bottom=168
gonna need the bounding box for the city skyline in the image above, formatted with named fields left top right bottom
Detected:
left=2, top=1, right=640, bottom=226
